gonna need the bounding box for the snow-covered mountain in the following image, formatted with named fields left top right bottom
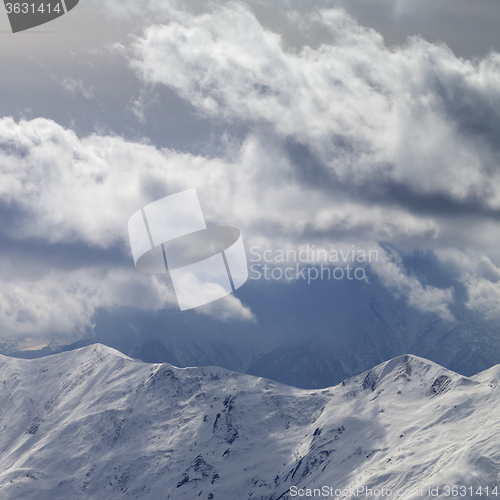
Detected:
left=0, top=344, right=499, bottom=499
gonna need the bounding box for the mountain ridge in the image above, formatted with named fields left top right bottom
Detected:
left=0, top=344, right=498, bottom=499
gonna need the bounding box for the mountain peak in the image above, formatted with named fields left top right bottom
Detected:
left=344, top=353, right=477, bottom=397
left=72, top=343, right=135, bottom=361
left=472, top=363, right=500, bottom=384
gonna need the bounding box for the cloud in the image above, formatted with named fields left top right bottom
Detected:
left=0, top=267, right=174, bottom=336
left=0, top=116, right=441, bottom=251
left=124, top=1, right=500, bottom=319
left=461, top=277, right=500, bottom=320
left=130, top=4, right=500, bottom=207
left=0, top=116, right=256, bottom=334
left=0, top=112, right=454, bottom=332
left=371, top=246, right=454, bottom=320
left=3, top=2, right=500, bottom=334
left=436, top=249, right=500, bottom=318
left=0, top=261, right=254, bottom=336
left=195, top=294, right=256, bottom=323
left=61, top=78, right=96, bottom=100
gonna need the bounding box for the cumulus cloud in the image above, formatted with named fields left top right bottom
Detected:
left=130, top=4, right=500, bottom=207
left=0, top=262, right=254, bottom=336
left=0, top=117, right=256, bottom=334
left=0, top=117, right=443, bottom=252
left=436, top=249, right=500, bottom=319
left=371, top=246, right=454, bottom=320
left=461, top=277, right=500, bottom=320
left=0, top=267, right=173, bottom=336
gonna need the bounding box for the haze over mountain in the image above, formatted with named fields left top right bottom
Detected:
left=0, top=344, right=498, bottom=499
left=3, top=281, right=500, bottom=391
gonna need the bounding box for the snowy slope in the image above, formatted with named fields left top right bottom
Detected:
left=0, top=345, right=499, bottom=499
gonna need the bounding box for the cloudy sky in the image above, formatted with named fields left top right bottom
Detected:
left=1, top=0, right=500, bottom=350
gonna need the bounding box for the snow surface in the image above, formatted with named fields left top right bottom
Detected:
left=0, top=344, right=498, bottom=499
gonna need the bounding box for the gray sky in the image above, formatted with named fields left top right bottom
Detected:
left=1, top=0, right=500, bottom=344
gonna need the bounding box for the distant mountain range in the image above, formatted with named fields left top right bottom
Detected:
left=2, top=295, right=500, bottom=390
left=246, top=303, right=500, bottom=388
left=0, top=344, right=498, bottom=499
